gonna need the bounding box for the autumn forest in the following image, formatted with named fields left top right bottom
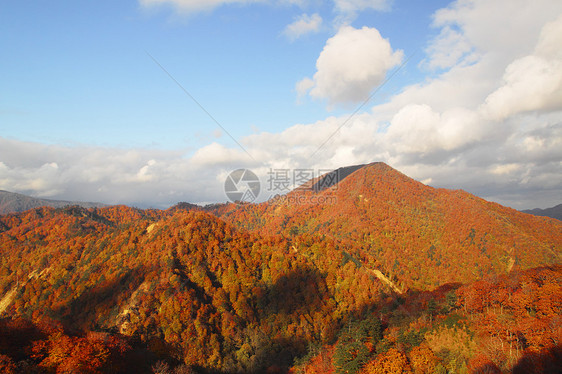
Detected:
left=0, top=163, right=560, bottom=373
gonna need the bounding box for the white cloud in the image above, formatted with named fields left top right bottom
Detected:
left=423, top=26, right=474, bottom=70
left=139, top=0, right=261, bottom=14
left=331, top=0, right=392, bottom=25
left=190, top=142, right=250, bottom=167
left=283, top=13, right=322, bottom=40
left=483, top=56, right=562, bottom=120
left=0, top=138, right=232, bottom=208
left=489, top=163, right=520, bottom=176
left=385, top=104, right=483, bottom=154
left=139, top=0, right=392, bottom=20
left=535, top=14, right=562, bottom=59
left=295, top=77, right=314, bottom=102
left=482, top=14, right=562, bottom=120
left=430, top=0, right=560, bottom=61
left=368, top=1, right=562, bottom=209
left=135, top=159, right=157, bottom=183
left=297, top=26, right=403, bottom=106
left=283, top=0, right=562, bottom=208
left=333, top=0, right=391, bottom=14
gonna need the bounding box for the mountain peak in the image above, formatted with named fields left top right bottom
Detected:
left=296, top=162, right=397, bottom=192
left=310, top=163, right=368, bottom=191
left=294, top=162, right=427, bottom=201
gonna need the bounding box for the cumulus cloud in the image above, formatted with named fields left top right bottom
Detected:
left=368, top=1, right=562, bottom=208
left=430, top=0, right=560, bottom=61
left=297, top=26, right=403, bottom=106
left=483, top=56, right=562, bottom=120
left=482, top=14, right=562, bottom=120
left=285, top=0, right=562, bottom=208
left=384, top=104, right=484, bottom=155
left=0, top=138, right=231, bottom=208
left=0, top=161, right=62, bottom=198
left=283, top=13, right=322, bottom=40
left=190, top=142, right=252, bottom=167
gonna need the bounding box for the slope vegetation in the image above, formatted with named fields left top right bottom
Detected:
left=212, top=162, right=561, bottom=290
left=0, top=163, right=560, bottom=373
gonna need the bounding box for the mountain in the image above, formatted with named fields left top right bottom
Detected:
left=0, top=162, right=560, bottom=373
left=522, top=203, right=562, bottom=221
left=299, top=164, right=366, bottom=191
left=212, top=162, right=561, bottom=289
left=0, top=189, right=106, bottom=215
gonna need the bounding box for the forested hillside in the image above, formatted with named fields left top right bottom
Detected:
left=212, top=163, right=561, bottom=289
left=0, top=163, right=560, bottom=373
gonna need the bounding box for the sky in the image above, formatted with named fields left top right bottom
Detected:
left=1, top=0, right=561, bottom=209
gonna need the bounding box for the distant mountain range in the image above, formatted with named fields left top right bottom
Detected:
left=522, top=203, right=562, bottom=221
left=0, top=190, right=106, bottom=215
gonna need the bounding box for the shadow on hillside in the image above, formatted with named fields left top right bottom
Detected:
left=54, top=267, right=145, bottom=330
left=223, top=265, right=348, bottom=373
left=511, top=345, right=562, bottom=374
left=470, top=345, right=562, bottom=374
left=261, top=266, right=328, bottom=316
left=0, top=317, right=47, bottom=361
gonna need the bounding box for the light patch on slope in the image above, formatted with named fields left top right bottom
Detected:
left=506, top=257, right=515, bottom=273
left=146, top=223, right=157, bottom=234
left=370, top=269, right=404, bottom=294
left=117, top=281, right=151, bottom=335
left=0, top=287, right=17, bottom=315
left=0, top=267, right=52, bottom=315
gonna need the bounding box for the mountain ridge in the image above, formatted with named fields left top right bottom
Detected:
left=0, top=189, right=107, bottom=215
left=522, top=203, right=562, bottom=221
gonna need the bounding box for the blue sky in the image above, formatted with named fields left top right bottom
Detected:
left=1, top=0, right=446, bottom=149
left=1, top=0, right=561, bottom=209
